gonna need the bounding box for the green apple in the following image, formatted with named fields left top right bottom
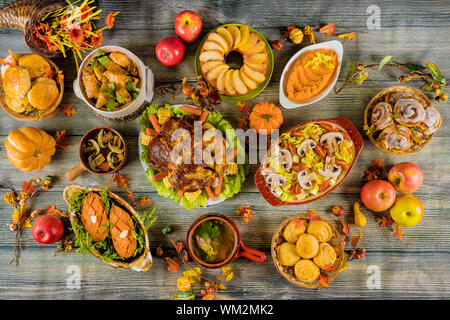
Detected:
left=389, top=194, right=424, bottom=227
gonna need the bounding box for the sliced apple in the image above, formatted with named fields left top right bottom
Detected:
left=237, top=25, right=250, bottom=49
left=244, top=61, right=266, bottom=73
left=242, top=41, right=265, bottom=55
left=224, top=69, right=237, bottom=95
left=231, top=69, right=248, bottom=95
left=206, top=64, right=229, bottom=83
left=201, top=60, right=225, bottom=74
left=242, top=64, right=265, bottom=83
left=199, top=50, right=224, bottom=63
left=227, top=25, right=241, bottom=48
left=203, top=41, right=226, bottom=54
left=240, top=68, right=257, bottom=90
left=216, top=26, right=234, bottom=49
left=239, top=33, right=259, bottom=52
left=207, top=32, right=229, bottom=52
left=246, top=52, right=267, bottom=64
left=216, top=67, right=229, bottom=93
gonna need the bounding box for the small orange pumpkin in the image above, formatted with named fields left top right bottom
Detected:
left=249, top=101, right=284, bottom=135
left=4, top=126, right=56, bottom=172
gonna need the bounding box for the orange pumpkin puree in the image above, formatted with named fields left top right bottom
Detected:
left=285, top=48, right=338, bottom=102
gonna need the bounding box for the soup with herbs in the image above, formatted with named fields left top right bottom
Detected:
left=192, top=219, right=236, bottom=264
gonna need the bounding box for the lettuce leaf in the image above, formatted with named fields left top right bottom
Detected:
left=141, top=104, right=248, bottom=210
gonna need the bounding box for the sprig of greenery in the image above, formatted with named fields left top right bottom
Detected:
left=199, top=221, right=220, bottom=239
left=336, top=56, right=448, bottom=102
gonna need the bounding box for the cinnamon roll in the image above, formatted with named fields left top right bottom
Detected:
left=421, top=105, right=441, bottom=134
left=379, top=125, right=412, bottom=152
left=371, top=102, right=393, bottom=130
left=394, top=98, right=426, bottom=126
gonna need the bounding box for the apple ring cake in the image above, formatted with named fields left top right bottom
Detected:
left=199, top=24, right=268, bottom=96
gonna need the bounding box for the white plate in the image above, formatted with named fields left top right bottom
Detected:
left=138, top=104, right=224, bottom=206
left=279, top=40, right=344, bottom=109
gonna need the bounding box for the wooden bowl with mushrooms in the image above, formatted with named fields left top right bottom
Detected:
left=65, top=127, right=127, bottom=181
left=255, top=117, right=363, bottom=206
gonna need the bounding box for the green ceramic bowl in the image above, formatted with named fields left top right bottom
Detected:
left=194, top=23, right=274, bottom=102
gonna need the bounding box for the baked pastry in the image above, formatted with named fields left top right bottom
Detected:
left=296, top=233, right=319, bottom=259
left=277, top=242, right=300, bottom=266
left=18, top=53, right=50, bottom=79
left=27, top=77, right=59, bottom=110
left=5, top=95, right=29, bottom=113
left=294, top=259, right=321, bottom=283
left=378, top=125, right=412, bottom=152
left=199, top=24, right=268, bottom=96
left=307, top=220, right=332, bottom=242
left=3, top=66, right=31, bottom=99
left=283, top=218, right=306, bottom=243
left=394, top=98, right=426, bottom=127
left=371, top=102, right=393, bottom=130
left=313, top=242, right=337, bottom=270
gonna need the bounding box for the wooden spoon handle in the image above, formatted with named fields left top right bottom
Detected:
left=65, top=163, right=86, bottom=181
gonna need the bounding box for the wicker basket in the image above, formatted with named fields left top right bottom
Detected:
left=271, top=214, right=344, bottom=289
left=364, top=85, right=440, bottom=155
left=0, top=54, right=64, bottom=121
left=0, top=0, right=65, bottom=58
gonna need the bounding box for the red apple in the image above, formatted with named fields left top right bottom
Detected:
left=174, top=10, right=203, bottom=44
left=360, top=180, right=396, bottom=212
left=388, top=162, right=423, bottom=194
left=389, top=194, right=424, bottom=227
left=155, top=36, right=185, bottom=66
left=32, top=215, right=64, bottom=244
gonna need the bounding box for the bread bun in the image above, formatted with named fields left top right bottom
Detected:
left=3, top=66, right=31, bottom=99
left=18, top=54, right=51, bottom=79
left=27, top=77, right=59, bottom=110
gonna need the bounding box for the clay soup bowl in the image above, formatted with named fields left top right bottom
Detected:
left=186, top=213, right=266, bottom=268
left=65, top=126, right=128, bottom=181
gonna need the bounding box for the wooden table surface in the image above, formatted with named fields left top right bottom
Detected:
left=0, top=0, right=449, bottom=300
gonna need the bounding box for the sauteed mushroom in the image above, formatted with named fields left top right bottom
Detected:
left=297, top=170, right=317, bottom=190
left=278, top=149, right=293, bottom=170
left=297, top=139, right=316, bottom=157
left=320, top=132, right=344, bottom=155
left=318, top=156, right=342, bottom=180
left=83, top=129, right=125, bottom=173
left=265, top=174, right=286, bottom=196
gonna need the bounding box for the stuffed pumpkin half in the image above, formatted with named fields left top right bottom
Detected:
left=63, top=185, right=154, bottom=271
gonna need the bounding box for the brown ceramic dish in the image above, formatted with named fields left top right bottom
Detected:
left=186, top=213, right=266, bottom=269
left=65, top=126, right=128, bottom=181
left=254, top=117, right=363, bottom=206
left=271, top=213, right=344, bottom=289
left=364, top=85, right=441, bottom=155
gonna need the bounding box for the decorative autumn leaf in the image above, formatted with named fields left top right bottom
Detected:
left=351, top=231, right=363, bottom=248
left=137, top=196, right=152, bottom=209
left=235, top=204, right=254, bottom=223
left=338, top=32, right=356, bottom=40
left=317, top=273, right=331, bottom=287
left=54, top=130, right=68, bottom=149
left=305, top=209, right=320, bottom=221
left=319, top=23, right=335, bottom=37
left=164, top=256, right=180, bottom=273
left=294, top=218, right=305, bottom=229
left=426, top=61, right=445, bottom=83
left=183, top=267, right=202, bottom=284
left=156, top=243, right=163, bottom=257
left=221, top=266, right=234, bottom=282
left=236, top=101, right=249, bottom=113
left=376, top=215, right=394, bottom=228
left=202, top=294, right=215, bottom=300
left=170, top=240, right=183, bottom=254
left=115, top=173, right=129, bottom=188
left=22, top=180, right=36, bottom=195
left=372, top=158, right=386, bottom=169
left=61, top=104, right=77, bottom=118
left=126, top=189, right=135, bottom=203
left=393, top=225, right=405, bottom=240
left=182, top=77, right=187, bottom=86
left=378, top=55, right=393, bottom=71
left=181, top=249, right=190, bottom=263
left=339, top=218, right=350, bottom=236
left=236, top=114, right=249, bottom=129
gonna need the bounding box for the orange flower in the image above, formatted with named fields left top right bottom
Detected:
left=67, top=22, right=84, bottom=45
left=90, top=30, right=103, bottom=48
left=81, top=5, right=92, bottom=21
left=106, top=12, right=117, bottom=29
left=81, top=22, right=92, bottom=32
